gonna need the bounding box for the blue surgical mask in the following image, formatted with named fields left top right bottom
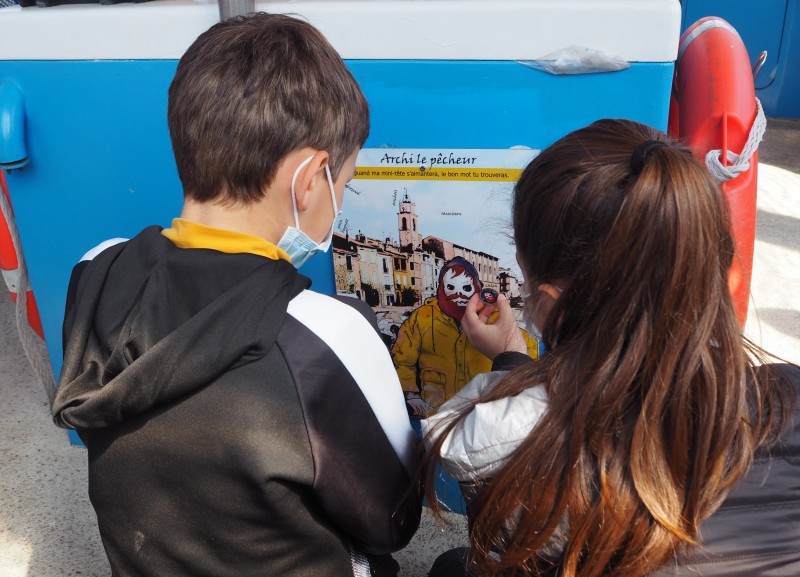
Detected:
left=522, top=310, right=546, bottom=355
left=521, top=281, right=563, bottom=355
left=277, top=155, right=340, bottom=269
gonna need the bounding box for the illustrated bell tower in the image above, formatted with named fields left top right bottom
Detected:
left=398, top=192, right=421, bottom=250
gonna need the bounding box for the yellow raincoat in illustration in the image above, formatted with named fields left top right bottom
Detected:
left=392, top=297, right=538, bottom=416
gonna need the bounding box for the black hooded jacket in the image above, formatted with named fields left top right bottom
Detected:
left=52, top=226, right=421, bottom=577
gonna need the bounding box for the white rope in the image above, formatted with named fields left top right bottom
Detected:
left=0, top=185, right=57, bottom=405
left=705, top=98, right=767, bottom=182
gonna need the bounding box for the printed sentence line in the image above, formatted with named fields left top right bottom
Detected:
left=354, top=167, right=523, bottom=182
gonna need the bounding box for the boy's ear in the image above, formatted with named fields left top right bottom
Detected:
left=294, top=150, right=330, bottom=212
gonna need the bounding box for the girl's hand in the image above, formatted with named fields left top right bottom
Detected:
left=461, top=293, right=527, bottom=360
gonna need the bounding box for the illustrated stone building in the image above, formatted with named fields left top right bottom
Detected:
left=333, top=191, right=501, bottom=304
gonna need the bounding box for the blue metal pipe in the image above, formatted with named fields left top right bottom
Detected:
left=0, top=79, right=28, bottom=170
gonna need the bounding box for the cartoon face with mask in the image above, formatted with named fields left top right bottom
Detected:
left=437, top=257, right=482, bottom=323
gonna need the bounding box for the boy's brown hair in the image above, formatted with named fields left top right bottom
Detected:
left=168, top=13, right=369, bottom=205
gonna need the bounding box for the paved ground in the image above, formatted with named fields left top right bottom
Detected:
left=1, top=119, right=798, bottom=577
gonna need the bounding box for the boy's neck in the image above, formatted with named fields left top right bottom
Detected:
left=179, top=198, right=285, bottom=245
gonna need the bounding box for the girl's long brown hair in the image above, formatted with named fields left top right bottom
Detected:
left=422, top=119, right=793, bottom=577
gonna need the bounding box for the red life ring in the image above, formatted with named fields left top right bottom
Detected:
left=0, top=170, right=45, bottom=339
left=669, top=17, right=762, bottom=326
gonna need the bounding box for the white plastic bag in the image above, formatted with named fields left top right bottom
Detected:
left=518, top=45, right=630, bottom=75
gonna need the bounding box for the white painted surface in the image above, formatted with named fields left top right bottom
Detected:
left=0, top=0, right=681, bottom=62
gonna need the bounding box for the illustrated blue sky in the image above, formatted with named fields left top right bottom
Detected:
left=336, top=178, right=522, bottom=275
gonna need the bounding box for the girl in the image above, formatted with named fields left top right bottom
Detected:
left=422, top=119, right=798, bottom=577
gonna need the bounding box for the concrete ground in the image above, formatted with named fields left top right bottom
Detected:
left=1, top=119, right=798, bottom=577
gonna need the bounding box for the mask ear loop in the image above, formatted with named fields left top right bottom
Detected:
left=324, top=164, right=339, bottom=217
left=320, top=163, right=341, bottom=247
left=290, top=155, right=315, bottom=229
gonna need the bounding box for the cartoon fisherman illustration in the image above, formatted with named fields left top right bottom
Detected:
left=392, top=256, right=538, bottom=417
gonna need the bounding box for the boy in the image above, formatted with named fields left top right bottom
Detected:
left=52, top=13, right=420, bottom=577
